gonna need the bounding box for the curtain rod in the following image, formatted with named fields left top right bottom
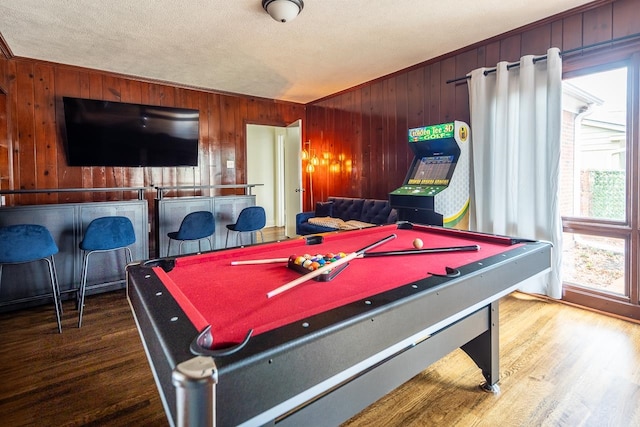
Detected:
left=446, top=32, right=640, bottom=84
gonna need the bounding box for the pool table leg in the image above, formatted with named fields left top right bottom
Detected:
left=460, top=301, right=500, bottom=393
left=172, top=356, right=218, bottom=427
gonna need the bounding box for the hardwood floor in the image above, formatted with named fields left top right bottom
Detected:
left=1, top=231, right=639, bottom=426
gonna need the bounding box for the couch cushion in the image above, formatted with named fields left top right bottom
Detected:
left=329, top=197, right=365, bottom=221
left=340, top=220, right=376, bottom=230
left=308, top=217, right=344, bottom=229
left=315, top=201, right=333, bottom=217
left=360, top=199, right=394, bottom=225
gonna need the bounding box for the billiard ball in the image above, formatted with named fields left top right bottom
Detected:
left=413, top=238, right=424, bottom=249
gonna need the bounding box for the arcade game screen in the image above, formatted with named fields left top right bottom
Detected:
left=406, top=155, right=457, bottom=186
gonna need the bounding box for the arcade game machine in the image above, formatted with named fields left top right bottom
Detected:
left=389, top=121, right=470, bottom=229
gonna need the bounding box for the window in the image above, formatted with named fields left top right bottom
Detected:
left=560, top=59, right=639, bottom=319
left=561, top=67, right=627, bottom=222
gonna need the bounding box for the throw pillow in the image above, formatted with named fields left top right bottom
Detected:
left=315, top=201, right=333, bottom=217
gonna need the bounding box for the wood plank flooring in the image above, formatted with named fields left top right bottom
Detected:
left=1, top=228, right=639, bottom=426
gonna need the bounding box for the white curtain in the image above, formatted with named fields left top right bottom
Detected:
left=467, top=47, right=563, bottom=299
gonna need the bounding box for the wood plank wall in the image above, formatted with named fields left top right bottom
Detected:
left=1, top=0, right=639, bottom=217
left=0, top=56, right=304, bottom=250
left=0, top=61, right=304, bottom=203
left=304, top=0, right=640, bottom=208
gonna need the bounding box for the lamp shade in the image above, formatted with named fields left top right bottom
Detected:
left=262, top=0, right=304, bottom=23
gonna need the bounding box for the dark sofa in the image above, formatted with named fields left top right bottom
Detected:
left=296, top=196, right=398, bottom=235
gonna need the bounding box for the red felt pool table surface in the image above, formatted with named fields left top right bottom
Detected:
left=154, top=224, right=520, bottom=347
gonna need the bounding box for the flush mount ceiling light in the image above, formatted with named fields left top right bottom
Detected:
left=262, top=0, right=304, bottom=23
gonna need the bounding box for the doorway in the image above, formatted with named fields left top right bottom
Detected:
left=246, top=121, right=302, bottom=238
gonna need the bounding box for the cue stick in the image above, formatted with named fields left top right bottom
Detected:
left=266, top=234, right=397, bottom=298
left=231, top=258, right=289, bottom=265
left=361, top=244, right=480, bottom=257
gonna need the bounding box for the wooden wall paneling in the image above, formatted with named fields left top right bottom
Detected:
left=328, top=99, right=338, bottom=198
left=551, top=20, right=564, bottom=50
left=235, top=97, right=248, bottom=189
left=476, top=45, right=487, bottom=70
left=322, top=101, right=334, bottom=197
left=15, top=61, right=37, bottom=205
left=369, top=80, right=385, bottom=199
left=562, top=14, right=584, bottom=53
left=499, top=34, right=523, bottom=63
left=427, top=63, right=441, bottom=129
left=384, top=77, right=399, bottom=193
left=327, top=101, right=338, bottom=197
left=421, top=65, right=433, bottom=126
left=331, top=98, right=342, bottom=198
left=394, top=71, right=409, bottom=189
left=100, top=74, right=125, bottom=201
left=265, top=99, right=282, bottom=124
left=483, top=41, right=501, bottom=68
left=406, top=67, right=424, bottom=129
left=303, top=105, right=316, bottom=208
left=440, top=57, right=456, bottom=123
left=582, top=3, right=613, bottom=46
left=208, top=93, right=222, bottom=191
left=453, top=50, right=476, bottom=125
left=53, top=67, right=84, bottom=202
left=350, top=90, right=363, bottom=199
left=264, top=98, right=279, bottom=123
left=319, top=102, right=333, bottom=200
left=0, top=91, right=8, bottom=191
left=33, top=63, right=57, bottom=204
left=613, top=0, right=640, bottom=38
left=246, top=97, right=261, bottom=123
left=219, top=95, right=238, bottom=188
left=360, top=85, right=372, bottom=199
left=305, top=106, right=326, bottom=210
left=342, top=91, right=357, bottom=196
left=0, top=56, right=12, bottom=194
left=5, top=60, right=18, bottom=206
left=196, top=92, right=210, bottom=191
left=0, top=55, right=8, bottom=93
left=521, top=25, right=553, bottom=56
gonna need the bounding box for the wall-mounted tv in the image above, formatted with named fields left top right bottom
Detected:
left=62, top=97, right=200, bottom=167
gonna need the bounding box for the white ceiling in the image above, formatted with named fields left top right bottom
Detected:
left=0, top=0, right=594, bottom=103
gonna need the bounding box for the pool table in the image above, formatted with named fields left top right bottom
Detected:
left=127, top=223, right=551, bottom=427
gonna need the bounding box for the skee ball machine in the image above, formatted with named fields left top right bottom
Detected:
left=389, top=121, right=470, bottom=229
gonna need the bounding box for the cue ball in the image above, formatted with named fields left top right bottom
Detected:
left=413, top=238, right=424, bottom=249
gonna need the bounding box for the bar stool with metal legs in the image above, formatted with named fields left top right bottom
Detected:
left=225, top=206, right=266, bottom=248
left=167, top=211, right=215, bottom=256
left=0, top=224, right=62, bottom=333
left=78, top=216, right=135, bottom=327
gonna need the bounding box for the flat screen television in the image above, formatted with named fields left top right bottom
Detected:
left=62, top=97, right=200, bottom=167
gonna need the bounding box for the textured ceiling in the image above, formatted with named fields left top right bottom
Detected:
left=0, top=0, right=595, bottom=103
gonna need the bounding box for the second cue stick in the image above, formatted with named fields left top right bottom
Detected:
left=361, top=244, right=480, bottom=257
left=266, top=233, right=397, bottom=298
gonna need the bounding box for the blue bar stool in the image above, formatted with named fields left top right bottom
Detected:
left=167, top=211, right=215, bottom=256
left=78, top=216, right=135, bottom=327
left=0, top=224, right=62, bottom=333
left=225, top=206, right=266, bottom=247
